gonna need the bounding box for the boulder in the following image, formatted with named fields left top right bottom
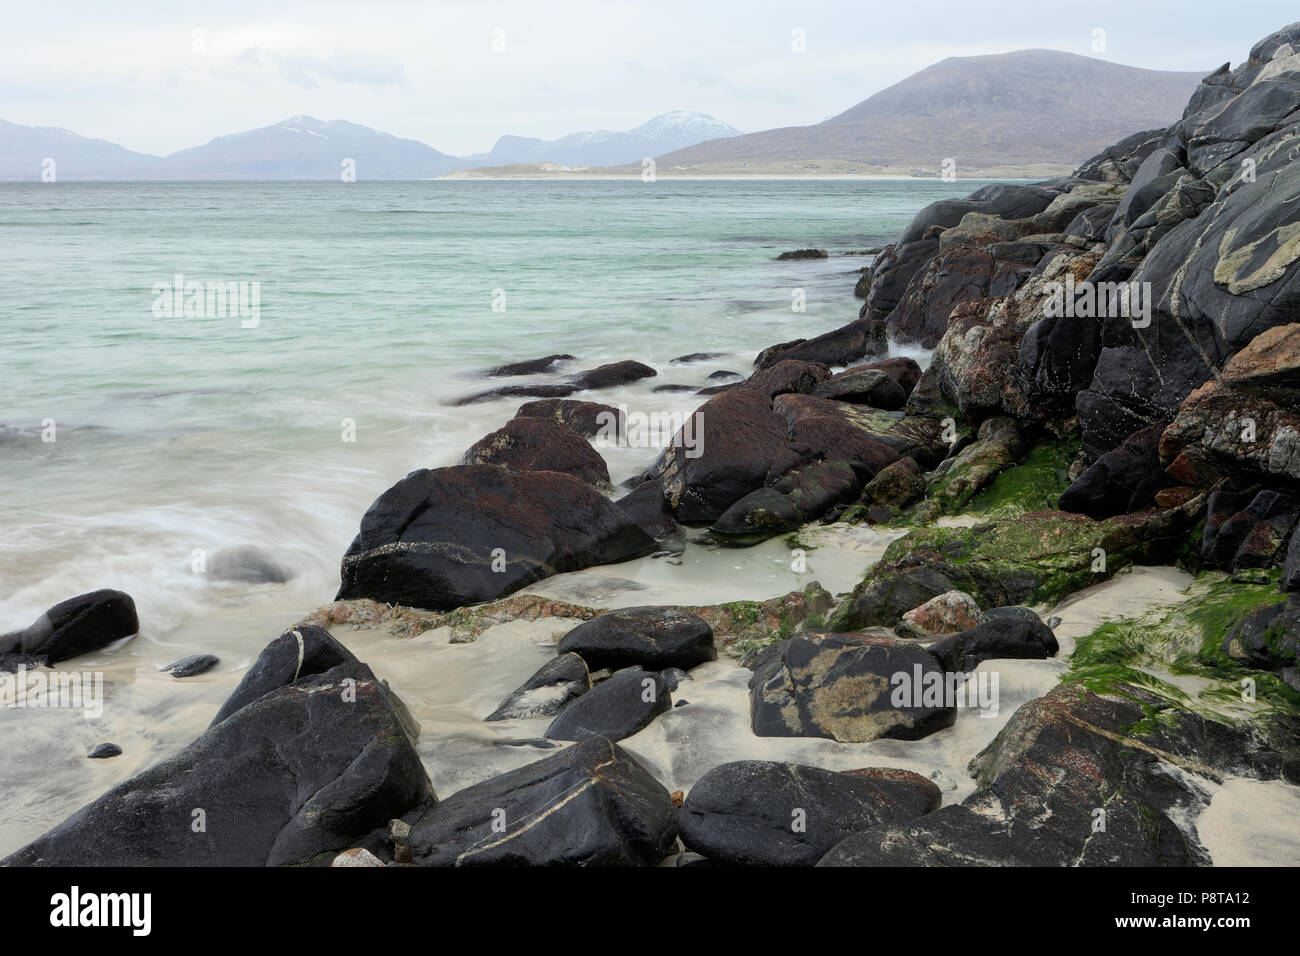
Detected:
left=483, top=354, right=575, bottom=377
left=740, top=359, right=832, bottom=400
left=652, top=389, right=805, bottom=522
left=408, top=736, right=678, bottom=866
left=926, top=617, right=1060, bottom=672
left=860, top=456, right=926, bottom=509
left=748, top=632, right=956, bottom=742
left=557, top=606, right=716, bottom=671
left=613, top=478, right=683, bottom=543
left=462, top=417, right=611, bottom=488
left=544, top=668, right=671, bottom=741
left=710, top=487, right=804, bottom=544
left=773, top=393, right=947, bottom=470
left=514, top=398, right=624, bottom=438
left=336, top=466, right=656, bottom=611
left=454, top=360, right=655, bottom=405
left=4, top=658, right=432, bottom=866
left=678, top=761, right=940, bottom=866
left=1059, top=423, right=1170, bottom=518
left=0, top=589, right=139, bottom=672
left=895, top=590, right=984, bottom=640
left=811, top=367, right=907, bottom=409
left=754, top=317, right=887, bottom=370
left=486, top=653, right=591, bottom=721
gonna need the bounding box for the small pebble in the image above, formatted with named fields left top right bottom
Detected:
left=162, top=654, right=219, bottom=678
left=88, top=743, right=122, bottom=759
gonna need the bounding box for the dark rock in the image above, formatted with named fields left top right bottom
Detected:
left=776, top=249, right=828, bottom=260
left=212, top=625, right=358, bottom=727
left=571, top=360, right=657, bottom=390
left=0, top=590, right=139, bottom=671
left=671, top=352, right=727, bottom=364
left=754, top=317, right=887, bottom=370
left=336, top=466, right=656, bottom=611
left=1223, top=595, right=1300, bottom=675
left=749, top=633, right=956, bottom=742
left=87, top=743, right=121, bottom=759
left=484, top=354, right=575, bottom=377
left=514, top=398, right=623, bottom=438
left=926, top=618, right=1060, bottom=672
left=861, top=456, right=925, bottom=509
left=162, top=654, right=219, bottom=678
left=613, top=478, right=683, bottom=543
left=983, top=605, right=1043, bottom=624
left=771, top=459, right=862, bottom=519
left=5, top=659, right=432, bottom=866
left=706, top=369, right=741, bottom=381
left=454, top=360, right=655, bottom=405
left=544, top=668, right=671, bottom=741
left=660, top=667, right=691, bottom=691
left=1283, top=531, right=1300, bottom=592
left=485, top=653, right=590, bottom=721
left=557, top=607, right=715, bottom=671
left=773, top=393, right=945, bottom=470
left=1058, top=423, right=1171, bottom=519
left=741, top=360, right=832, bottom=400
left=653, top=389, right=805, bottom=522
left=653, top=384, right=698, bottom=393
left=811, top=367, right=907, bottom=409
left=462, top=417, right=611, bottom=488
left=710, top=487, right=804, bottom=544
left=679, top=761, right=940, bottom=866
left=408, top=736, right=677, bottom=866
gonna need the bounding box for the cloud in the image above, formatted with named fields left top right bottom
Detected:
left=233, top=46, right=407, bottom=88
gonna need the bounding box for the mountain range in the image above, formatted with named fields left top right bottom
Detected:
left=0, top=50, right=1209, bottom=179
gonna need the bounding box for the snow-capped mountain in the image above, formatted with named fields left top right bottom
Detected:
left=465, top=111, right=742, bottom=168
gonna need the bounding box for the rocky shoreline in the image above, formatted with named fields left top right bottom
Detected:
left=4, top=22, right=1300, bottom=867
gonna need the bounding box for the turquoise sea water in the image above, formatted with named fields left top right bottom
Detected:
left=0, top=179, right=1004, bottom=635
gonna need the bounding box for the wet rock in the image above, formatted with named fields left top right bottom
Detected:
left=776, top=249, right=828, bottom=260
left=485, top=652, right=591, bottom=721
left=660, top=667, right=691, bottom=692
left=463, top=417, right=611, bottom=489
left=514, top=398, right=624, bottom=438
left=895, top=590, right=985, bottom=640
left=754, top=317, right=887, bottom=370
left=811, top=367, right=907, bottom=409
left=454, top=360, right=656, bottom=405
left=87, top=743, right=121, bottom=759
left=653, top=389, right=805, bottom=522
left=483, top=354, right=575, bottom=377
left=926, top=617, right=1060, bottom=672
left=162, top=654, right=219, bottom=678
left=336, top=465, right=656, bottom=611
left=679, top=761, right=940, bottom=866
left=774, top=393, right=945, bottom=470
left=0, top=589, right=139, bottom=672
left=748, top=632, right=956, bottom=742
left=211, top=625, right=360, bottom=727
left=408, top=736, right=677, bottom=866
left=1223, top=595, right=1300, bottom=678
left=4, top=658, right=432, bottom=867
left=614, top=478, right=684, bottom=544
left=672, top=352, right=727, bottom=364
left=860, top=456, right=925, bottom=509
left=741, top=359, right=832, bottom=400
left=710, top=487, right=803, bottom=543
left=1059, top=423, right=1170, bottom=519
left=558, top=606, right=715, bottom=672
left=544, top=668, right=671, bottom=741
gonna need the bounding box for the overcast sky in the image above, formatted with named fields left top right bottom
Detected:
left=2, top=0, right=1296, bottom=157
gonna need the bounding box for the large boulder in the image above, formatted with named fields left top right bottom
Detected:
left=0, top=589, right=138, bottom=672
left=773, top=393, right=947, bottom=470
left=740, top=360, right=832, bottom=400
left=652, top=389, right=805, bottom=522
left=811, top=367, right=907, bottom=410
left=754, top=318, right=886, bottom=370
left=1058, top=422, right=1171, bottom=519
left=336, top=466, right=657, bottom=611
left=462, top=417, right=611, bottom=489
left=748, top=633, right=956, bottom=742
left=4, top=656, right=432, bottom=866
left=556, top=606, right=716, bottom=671
left=211, top=624, right=358, bottom=726
left=679, top=762, right=940, bottom=866
left=407, top=736, right=678, bottom=866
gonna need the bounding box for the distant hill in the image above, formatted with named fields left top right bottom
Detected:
left=460, top=111, right=742, bottom=168
left=159, top=115, right=461, bottom=179
left=0, top=119, right=163, bottom=180
left=652, top=50, right=1207, bottom=172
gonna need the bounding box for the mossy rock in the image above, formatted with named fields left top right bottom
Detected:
left=828, top=504, right=1199, bottom=630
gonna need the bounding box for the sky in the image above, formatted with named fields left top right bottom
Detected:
left=1, top=0, right=1296, bottom=157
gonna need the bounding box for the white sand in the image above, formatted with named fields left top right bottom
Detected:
left=1198, top=778, right=1300, bottom=865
